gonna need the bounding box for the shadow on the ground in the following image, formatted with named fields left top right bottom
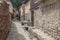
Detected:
left=7, top=22, right=26, bottom=40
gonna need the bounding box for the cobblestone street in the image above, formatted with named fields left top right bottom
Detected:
left=7, top=21, right=31, bottom=40
left=6, top=21, right=55, bottom=40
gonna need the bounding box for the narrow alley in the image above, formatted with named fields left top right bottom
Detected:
left=7, top=20, right=55, bottom=40
left=7, top=20, right=31, bottom=40
left=0, top=0, right=60, bottom=40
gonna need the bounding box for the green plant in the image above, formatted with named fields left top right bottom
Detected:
left=11, top=0, right=24, bottom=9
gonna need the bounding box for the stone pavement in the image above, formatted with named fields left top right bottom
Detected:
left=29, top=28, right=55, bottom=40
left=28, top=27, right=56, bottom=40
left=6, top=20, right=56, bottom=40
left=7, top=21, right=31, bottom=40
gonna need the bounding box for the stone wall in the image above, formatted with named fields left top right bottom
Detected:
left=0, top=1, right=11, bottom=40
left=25, top=1, right=31, bottom=21
left=20, top=5, right=24, bottom=21
left=34, top=1, right=60, bottom=40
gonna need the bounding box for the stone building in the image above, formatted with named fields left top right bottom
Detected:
left=1, top=0, right=14, bottom=18
left=20, top=0, right=31, bottom=25
left=20, top=4, right=25, bottom=21
left=24, top=0, right=31, bottom=22
left=30, top=0, right=60, bottom=40
left=20, top=0, right=60, bottom=39
left=0, top=1, right=11, bottom=40
left=7, top=1, right=13, bottom=14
